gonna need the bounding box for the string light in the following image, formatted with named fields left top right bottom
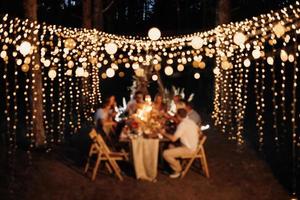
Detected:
left=0, top=5, right=299, bottom=195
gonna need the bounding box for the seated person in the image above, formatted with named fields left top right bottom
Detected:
left=126, top=91, right=144, bottom=115
left=185, top=101, right=202, bottom=126
left=94, top=95, right=117, bottom=136
left=161, top=108, right=200, bottom=178
left=168, top=95, right=186, bottom=116
left=152, top=93, right=166, bottom=113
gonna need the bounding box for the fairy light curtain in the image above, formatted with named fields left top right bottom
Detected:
left=0, top=0, right=299, bottom=196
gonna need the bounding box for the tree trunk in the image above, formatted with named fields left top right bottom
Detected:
left=217, top=0, right=231, bottom=25
left=82, top=0, right=92, bottom=28
left=92, top=0, right=103, bottom=30
left=23, top=0, right=46, bottom=146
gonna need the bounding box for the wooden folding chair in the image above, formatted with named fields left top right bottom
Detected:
left=84, top=128, right=128, bottom=181
left=181, top=134, right=210, bottom=178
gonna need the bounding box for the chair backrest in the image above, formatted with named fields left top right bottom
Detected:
left=193, top=134, right=206, bottom=154
left=89, top=128, right=111, bottom=154
left=199, top=134, right=207, bottom=146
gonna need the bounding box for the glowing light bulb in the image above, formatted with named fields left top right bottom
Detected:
left=243, top=58, right=251, bottom=67
left=148, top=27, right=161, bottom=40
left=19, top=41, right=31, bottom=56
left=164, top=66, right=173, bottom=76
left=194, top=73, right=200, bottom=79
left=252, top=49, right=261, bottom=59
left=177, top=64, right=184, bottom=72
left=191, top=36, right=203, bottom=49
left=106, top=68, right=115, bottom=78
left=152, top=74, right=158, bottom=81
left=105, top=42, right=118, bottom=55
left=75, top=67, right=84, bottom=77
left=213, top=67, right=220, bottom=75
left=267, top=57, right=274, bottom=65
left=233, top=32, right=247, bottom=46
left=48, top=69, right=57, bottom=80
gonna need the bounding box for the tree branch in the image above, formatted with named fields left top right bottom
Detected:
left=102, top=0, right=115, bottom=13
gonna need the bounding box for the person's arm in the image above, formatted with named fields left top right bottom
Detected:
left=161, top=131, right=178, bottom=142
left=161, top=122, right=183, bottom=142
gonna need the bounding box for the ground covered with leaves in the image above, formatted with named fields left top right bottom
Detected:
left=0, top=128, right=290, bottom=200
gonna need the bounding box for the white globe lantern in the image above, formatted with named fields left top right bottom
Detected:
left=48, top=69, right=57, bottom=80
left=243, top=59, right=251, bottom=67
left=177, top=64, right=184, bottom=72
left=191, top=36, right=204, bottom=49
left=132, top=62, right=139, bottom=70
left=75, top=67, right=84, bottom=77
left=105, top=42, right=118, bottom=55
left=267, top=57, right=274, bottom=65
left=148, top=27, right=161, bottom=41
left=19, top=41, right=31, bottom=56
left=44, top=59, right=51, bottom=67
left=273, top=23, right=286, bottom=38
left=233, top=32, right=247, bottom=46
left=288, top=54, right=295, bottom=63
left=280, top=50, right=288, bottom=62
left=194, top=73, right=200, bottom=79
left=106, top=68, right=115, bottom=78
left=252, top=49, right=261, bottom=59
left=213, top=67, right=220, bottom=75
left=164, top=66, right=173, bottom=76
left=152, top=74, right=158, bottom=81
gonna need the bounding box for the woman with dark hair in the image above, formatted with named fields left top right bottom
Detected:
left=94, top=95, right=117, bottom=135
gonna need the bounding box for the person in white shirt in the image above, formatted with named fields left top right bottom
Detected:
left=185, top=101, right=202, bottom=126
left=161, top=108, right=200, bottom=178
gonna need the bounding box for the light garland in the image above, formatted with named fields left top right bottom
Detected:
left=0, top=4, right=299, bottom=196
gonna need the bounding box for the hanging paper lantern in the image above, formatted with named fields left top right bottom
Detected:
left=267, top=57, right=274, bottom=65
left=125, top=63, right=130, bottom=68
left=101, top=73, right=107, bottom=79
left=273, top=22, right=286, bottom=38
left=132, top=62, right=139, bottom=69
left=280, top=50, right=288, bottom=62
left=198, top=61, right=206, bottom=69
left=164, top=66, right=173, bottom=76
left=243, top=58, right=251, bottom=67
left=252, top=49, right=261, bottom=59
left=233, top=32, right=247, bottom=46
left=105, top=42, right=118, bottom=55
left=75, top=67, right=84, bottom=77
left=135, top=68, right=144, bottom=77
left=191, top=36, right=204, bottom=49
left=111, top=63, right=118, bottom=70
left=106, top=68, right=115, bottom=78
left=64, top=38, right=76, bottom=50
left=148, top=27, right=161, bottom=40
left=44, top=59, right=51, bottom=67
left=21, top=64, right=30, bottom=72
left=213, top=67, right=220, bottom=75
left=0, top=50, right=7, bottom=59
left=19, top=41, right=31, bottom=56
left=48, top=69, right=57, bottom=80
left=118, top=71, right=125, bottom=77
left=67, top=60, right=74, bottom=68
left=152, top=74, right=158, bottom=81
left=177, top=64, right=184, bottom=72
left=194, top=73, right=200, bottom=79
left=288, top=54, right=295, bottom=62
left=154, top=64, right=161, bottom=71
left=221, top=61, right=231, bottom=70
